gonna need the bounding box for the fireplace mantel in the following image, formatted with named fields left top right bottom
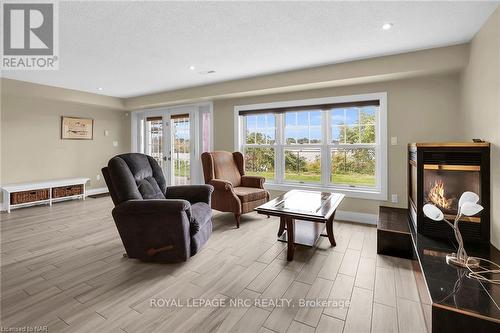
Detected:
left=409, top=142, right=490, bottom=148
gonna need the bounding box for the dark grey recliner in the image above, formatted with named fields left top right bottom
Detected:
left=102, top=153, right=214, bottom=262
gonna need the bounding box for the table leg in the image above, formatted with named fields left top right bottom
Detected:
left=5, top=190, right=11, bottom=213
left=286, top=217, right=295, bottom=261
left=326, top=215, right=336, bottom=247
left=278, top=217, right=286, bottom=237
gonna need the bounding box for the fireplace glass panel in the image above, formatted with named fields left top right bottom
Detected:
left=423, top=169, right=480, bottom=215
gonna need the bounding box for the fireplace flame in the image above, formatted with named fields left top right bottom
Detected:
left=427, top=180, right=454, bottom=210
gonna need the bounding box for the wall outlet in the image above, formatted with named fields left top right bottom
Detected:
left=104, top=130, right=109, bottom=136
left=113, top=141, right=118, bottom=147
left=391, top=136, right=398, bottom=145
left=391, top=194, right=398, bottom=203
left=96, top=174, right=101, bottom=181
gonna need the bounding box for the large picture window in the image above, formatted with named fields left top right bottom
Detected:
left=243, top=114, right=276, bottom=180
left=236, top=93, right=387, bottom=200
left=330, top=106, right=376, bottom=187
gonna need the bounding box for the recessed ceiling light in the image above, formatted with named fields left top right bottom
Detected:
left=189, top=65, right=196, bottom=71
left=97, top=87, right=103, bottom=91
left=382, top=23, right=394, bottom=31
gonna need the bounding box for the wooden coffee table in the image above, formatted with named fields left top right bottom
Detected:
left=255, top=190, right=345, bottom=261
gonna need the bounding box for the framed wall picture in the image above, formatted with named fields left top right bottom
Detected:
left=61, top=116, right=94, bottom=140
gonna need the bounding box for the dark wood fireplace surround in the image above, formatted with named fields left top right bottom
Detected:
left=376, top=142, right=499, bottom=333
left=409, top=142, right=490, bottom=243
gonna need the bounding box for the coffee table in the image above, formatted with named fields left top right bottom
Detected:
left=255, top=189, right=345, bottom=261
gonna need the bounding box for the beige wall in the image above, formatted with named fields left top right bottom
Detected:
left=213, top=73, right=462, bottom=214
left=460, top=7, right=500, bottom=248
left=1, top=79, right=131, bottom=199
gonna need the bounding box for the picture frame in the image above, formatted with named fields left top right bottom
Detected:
left=61, top=116, right=94, bottom=140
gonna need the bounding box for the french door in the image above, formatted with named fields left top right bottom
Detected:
left=137, top=103, right=212, bottom=186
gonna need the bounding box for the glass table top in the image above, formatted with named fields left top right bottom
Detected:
left=257, top=189, right=344, bottom=219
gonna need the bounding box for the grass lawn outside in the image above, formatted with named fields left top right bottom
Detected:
left=286, top=173, right=321, bottom=183
left=245, top=171, right=375, bottom=187
left=174, top=164, right=190, bottom=177
left=331, top=173, right=375, bottom=186
left=246, top=171, right=275, bottom=181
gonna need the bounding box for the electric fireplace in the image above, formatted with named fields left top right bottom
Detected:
left=408, top=142, right=490, bottom=242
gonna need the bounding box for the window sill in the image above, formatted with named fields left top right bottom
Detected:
left=263, top=182, right=387, bottom=201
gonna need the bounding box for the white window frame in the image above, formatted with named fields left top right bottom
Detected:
left=234, top=93, right=387, bottom=200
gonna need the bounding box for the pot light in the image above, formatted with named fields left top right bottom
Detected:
left=189, top=65, right=196, bottom=71
left=97, top=87, right=103, bottom=91
left=382, top=23, right=393, bottom=30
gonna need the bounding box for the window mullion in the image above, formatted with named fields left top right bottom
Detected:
left=276, top=113, right=284, bottom=184
left=321, top=110, right=330, bottom=186
left=242, top=116, right=247, bottom=150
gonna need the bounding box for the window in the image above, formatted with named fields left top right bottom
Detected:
left=145, top=116, right=163, bottom=166
left=171, top=114, right=190, bottom=185
left=236, top=93, right=387, bottom=200
left=284, top=110, right=322, bottom=183
left=243, top=114, right=276, bottom=180
left=330, top=106, right=376, bottom=187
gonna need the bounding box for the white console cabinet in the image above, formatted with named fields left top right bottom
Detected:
left=1, top=178, right=89, bottom=213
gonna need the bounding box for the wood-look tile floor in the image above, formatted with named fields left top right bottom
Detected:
left=0, top=197, right=428, bottom=332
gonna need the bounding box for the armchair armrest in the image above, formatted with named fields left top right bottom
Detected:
left=241, top=175, right=266, bottom=189
left=209, top=179, right=234, bottom=191
left=112, top=199, right=190, bottom=216
left=165, top=185, right=214, bottom=205
left=208, top=179, right=241, bottom=215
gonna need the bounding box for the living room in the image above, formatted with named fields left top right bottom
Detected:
left=1, top=1, right=499, bottom=332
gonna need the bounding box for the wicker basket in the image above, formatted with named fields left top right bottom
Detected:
left=10, top=189, right=50, bottom=205
left=52, top=185, right=84, bottom=198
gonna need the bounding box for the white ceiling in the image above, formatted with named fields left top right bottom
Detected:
left=2, top=1, right=498, bottom=98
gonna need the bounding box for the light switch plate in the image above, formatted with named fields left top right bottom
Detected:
left=113, top=141, right=118, bottom=147
left=391, top=194, right=398, bottom=203
left=104, top=130, right=109, bottom=136
left=391, top=136, right=398, bottom=145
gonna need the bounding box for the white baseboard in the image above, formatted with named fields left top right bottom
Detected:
left=86, top=187, right=109, bottom=196
left=335, top=210, right=378, bottom=225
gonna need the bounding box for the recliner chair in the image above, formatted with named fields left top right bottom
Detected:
left=102, top=153, right=214, bottom=262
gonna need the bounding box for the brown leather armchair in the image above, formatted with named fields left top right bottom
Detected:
left=201, top=151, right=270, bottom=228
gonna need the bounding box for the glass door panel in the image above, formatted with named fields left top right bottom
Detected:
left=171, top=114, right=191, bottom=185
left=145, top=116, right=164, bottom=169
left=139, top=104, right=212, bottom=186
